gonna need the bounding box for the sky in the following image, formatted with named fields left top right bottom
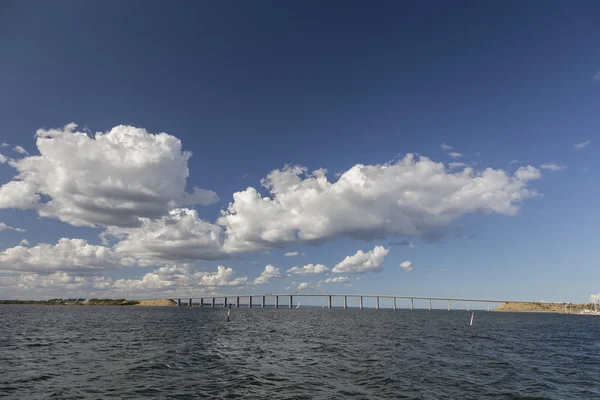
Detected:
left=0, top=1, right=599, bottom=305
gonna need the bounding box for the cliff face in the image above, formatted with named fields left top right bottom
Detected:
left=494, top=302, right=591, bottom=313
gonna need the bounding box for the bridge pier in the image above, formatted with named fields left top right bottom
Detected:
left=448, top=300, right=450, bottom=311
left=276, top=296, right=279, bottom=308
left=376, top=296, right=380, bottom=310
left=360, top=296, right=363, bottom=310
left=289, top=295, right=293, bottom=308
left=411, top=298, right=414, bottom=311
left=200, top=298, right=204, bottom=307
left=344, top=296, right=347, bottom=309
left=393, top=297, right=396, bottom=310
left=429, top=299, right=432, bottom=311
left=248, top=296, right=252, bottom=308
left=262, top=296, right=265, bottom=308
left=188, top=298, right=192, bottom=307
left=211, top=298, right=215, bottom=307
left=224, top=297, right=228, bottom=307
left=328, top=295, right=332, bottom=309
left=235, top=296, right=239, bottom=307
left=177, top=299, right=181, bottom=307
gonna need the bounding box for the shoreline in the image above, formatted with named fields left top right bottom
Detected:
left=0, top=298, right=177, bottom=306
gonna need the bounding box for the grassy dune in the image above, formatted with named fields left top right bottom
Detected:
left=494, top=302, right=593, bottom=313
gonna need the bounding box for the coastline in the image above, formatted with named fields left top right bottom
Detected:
left=0, top=298, right=177, bottom=306
left=493, top=302, right=592, bottom=314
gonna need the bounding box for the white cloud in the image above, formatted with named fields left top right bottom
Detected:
left=448, top=152, right=462, bottom=159
left=332, top=245, right=389, bottom=274
left=13, top=145, right=28, bottom=155
left=448, top=162, right=467, bottom=169
left=574, top=140, right=591, bottom=150
left=441, top=143, right=453, bottom=150
left=321, top=276, right=350, bottom=284
left=590, top=293, right=600, bottom=304
left=0, top=238, right=136, bottom=274
left=508, top=160, right=519, bottom=165
left=399, top=260, right=413, bottom=272
left=18, top=239, right=30, bottom=246
left=284, top=251, right=299, bottom=256
left=0, top=123, right=218, bottom=227
left=540, top=163, right=567, bottom=171
left=296, top=282, right=310, bottom=291
left=218, top=155, right=541, bottom=252
left=253, top=265, right=282, bottom=285
left=6, top=264, right=249, bottom=297
left=0, top=222, right=25, bottom=232
left=0, top=153, right=7, bottom=164
left=356, top=277, right=360, bottom=280
left=287, top=264, right=329, bottom=275
left=514, top=166, right=541, bottom=181
left=106, top=208, right=225, bottom=262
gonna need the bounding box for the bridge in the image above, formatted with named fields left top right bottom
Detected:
left=174, top=286, right=522, bottom=311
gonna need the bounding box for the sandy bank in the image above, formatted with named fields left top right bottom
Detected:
left=136, top=299, right=177, bottom=306
left=494, top=302, right=589, bottom=313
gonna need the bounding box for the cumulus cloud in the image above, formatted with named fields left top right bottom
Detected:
left=6, top=265, right=249, bottom=296
left=253, top=265, right=283, bottom=285
left=0, top=153, right=7, bottom=164
left=332, top=246, right=389, bottom=274
left=218, top=155, right=541, bottom=252
left=321, top=276, right=350, bottom=284
left=296, top=282, right=310, bottom=291
left=514, top=166, right=541, bottom=181
left=448, top=152, right=462, bottom=159
left=441, top=143, right=453, bottom=151
left=399, top=260, right=414, bottom=272
left=0, top=222, right=25, bottom=232
left=18, top=239, right=29, bottom=246
left=540, top=163, right=567, bottom=171
left=287, top=264, right=329, bottom=275
left=284, top=251, right=299, bottom=256
left=106, top=208, right=225, bottom=262
left=574, top=140, right=591, bottom=150
left=0, top=238, right=136, bottom=274
left=0, top=123, right=218, bottom=227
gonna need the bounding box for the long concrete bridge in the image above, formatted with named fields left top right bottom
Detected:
left=174, top=286, right=521, bottom=311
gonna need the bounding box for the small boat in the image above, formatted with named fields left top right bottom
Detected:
left=296, top=300, right=300, bottom=309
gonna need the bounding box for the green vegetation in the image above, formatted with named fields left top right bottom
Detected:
left=0, top=298, right=140, bottom=306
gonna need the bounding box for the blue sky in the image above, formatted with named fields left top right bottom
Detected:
left=0, top=1, right=598, bottom=304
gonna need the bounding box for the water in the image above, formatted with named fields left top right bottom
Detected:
left=1, top=306, right=599, bottom=399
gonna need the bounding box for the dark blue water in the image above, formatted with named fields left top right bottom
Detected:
left=1, top=306, right=599, bottom=399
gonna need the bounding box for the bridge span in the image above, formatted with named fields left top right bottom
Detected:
left=174, top=288, right=522, bottom=311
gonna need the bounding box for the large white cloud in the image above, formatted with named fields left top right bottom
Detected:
left=106, top=208, right=225, bottom=261
left=0, top=123, right=218, bottom=227
left=0, top=238, right=137, bottom=274
left=218, top=155, right=541, bottom=252
left=332, top=245, right=389, bottom=274
left=253, top=265, right=283, bottom=285
left=287, top=264, right=329, bottom=275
